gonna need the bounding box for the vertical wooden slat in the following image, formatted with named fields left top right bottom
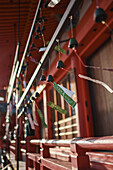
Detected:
left=60, top=83, right=66, bottom=139
left=53, top=88, right=59, bottom=139
left=87, top=38, right=113, bottom=136
left=66, top=77, right=73, bottom=139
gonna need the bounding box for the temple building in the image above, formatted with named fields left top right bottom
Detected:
left=0, top=0, right=113, bottom=169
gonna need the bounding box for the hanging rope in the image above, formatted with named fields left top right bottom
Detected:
left=42, top=34, right=46, bottom=47
left=101, top=21, right=113, bottom=32
left=96, top=0, right=99, bottom=8
left=79, top=74, right=113, bottom=93
left=74, top=49, right=113, bottom=72
left=70, top=16, right=74, bottom=38
left=56, top=39, right=61, bottom=60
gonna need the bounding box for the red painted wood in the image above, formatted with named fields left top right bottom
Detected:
left=34, top=102, right=41, bottom=139
left=41, top=158, right=72, bottom=170
left=71, top=136, right=113, bottom=151
left=45, top=86, right=53, bottom=139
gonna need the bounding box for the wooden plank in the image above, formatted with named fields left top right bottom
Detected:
left=87, top=38, right=113, bottom=136
left=42, top=158, right=72, bottom=170
left=104, top=39, right=113, bottom=135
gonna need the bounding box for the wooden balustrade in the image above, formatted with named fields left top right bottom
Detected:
left=10, top=139, right=26, bottom=161
left=26, top=136, right=113, bottom=170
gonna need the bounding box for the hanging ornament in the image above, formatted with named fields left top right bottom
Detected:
left=39, top=31, right=43, bottom=36
left=42, top=16, right=47, bottom=22
left=40, top=68, right=46, bottom=81
left=53, top=82, right=76, bottom=108
left=56, top=39, right=65, bottom=69
left=28, top=99, right=32, bottom=104
left=56, top=60, right=65, bottom=69
left=44, top=1, right=49, bottom=8
left=36, top=26, right=40, bottom=33
left=47, top=57, right=54, bottom=82
left=28, top=53, right=32, bottom=57
left=31, top=96, right=35, bottom=101
left=22, top=65, right=26, bottom=72
left=38, top=17, right=42, bottom=24
left=94, top=7, right=107, bottom=23
left=30, top=34, right=35, bottom=49
left=35, top=92, right=40, bottom=98
left=40, top=75, right=46, bottom=81
left=68, top=38, right=78, bottom=49
left=42, top=26, right=46, bottom=32
left=34, top=35, right=39, bottom=40
left=47, top=75, right=54, bottom=82
left=68, top=16, right=78, bottom=49
left=48, top=0, right=61, bottom=8
left=31, top=43, right=35, bottom=48
left=48, top=101, right=67, bottom=114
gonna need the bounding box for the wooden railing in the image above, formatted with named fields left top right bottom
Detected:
left=26, top=136, right=113, bottom=170
left=54, top=115, right=78, bottom=139
left=10, top=139, right=26, bottom=161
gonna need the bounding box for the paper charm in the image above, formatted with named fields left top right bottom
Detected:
left=58, top=84, right=74, bottom=97
left=27, top=113, right=35, bottom=130
left=48, top=101, right=67, bottom=114
left=37, top=109, right=47, bottom=128
left=78, top=74, right=113, bottom=93
left=53, top=82, right=76, bottom=108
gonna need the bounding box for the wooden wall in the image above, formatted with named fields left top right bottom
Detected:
left=87, top=38, right=113, bottom=136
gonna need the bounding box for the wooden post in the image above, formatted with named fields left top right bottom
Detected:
left=43, top=87, right=52, bottom=139
left=33, top=101, right=41, bottom=139
left=26, top=136, right=36, bottom=169
left=40, top=143, right=50, bottom=170
left=71, top=54, right=94, bottom=137
left=70, top=142, right=90, bottom=170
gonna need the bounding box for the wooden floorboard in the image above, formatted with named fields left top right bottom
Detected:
left=9, top=151, right=26, bottom=170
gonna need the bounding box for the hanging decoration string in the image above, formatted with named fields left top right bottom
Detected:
left=56, top=39, right=61, bottom=60
left=70, top=16, right=74, bottom=38
left=30, top=57, right=41, bottom=65
left=78, top=74, right=113, bottom=93
left=101, top=21, right=113, bottom=32
left=96, top=0, right=99, bottom=8
left=74, top=49, right=113, bottom=72
left=42, top=33, right=46, bottom=47
left=39, top=8, right=42, bottom=21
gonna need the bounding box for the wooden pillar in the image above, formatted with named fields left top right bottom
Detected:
left=33, top=101, right=40, bottom=139
left=26, top=136, right=36, bottom=169
left=71, top=143, right=90, bottom=170
left=40, top=143, right=50, bottom=170
left=45, top=87, right=52, bottom=139
left=71, top=54, right=94, bottom=137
